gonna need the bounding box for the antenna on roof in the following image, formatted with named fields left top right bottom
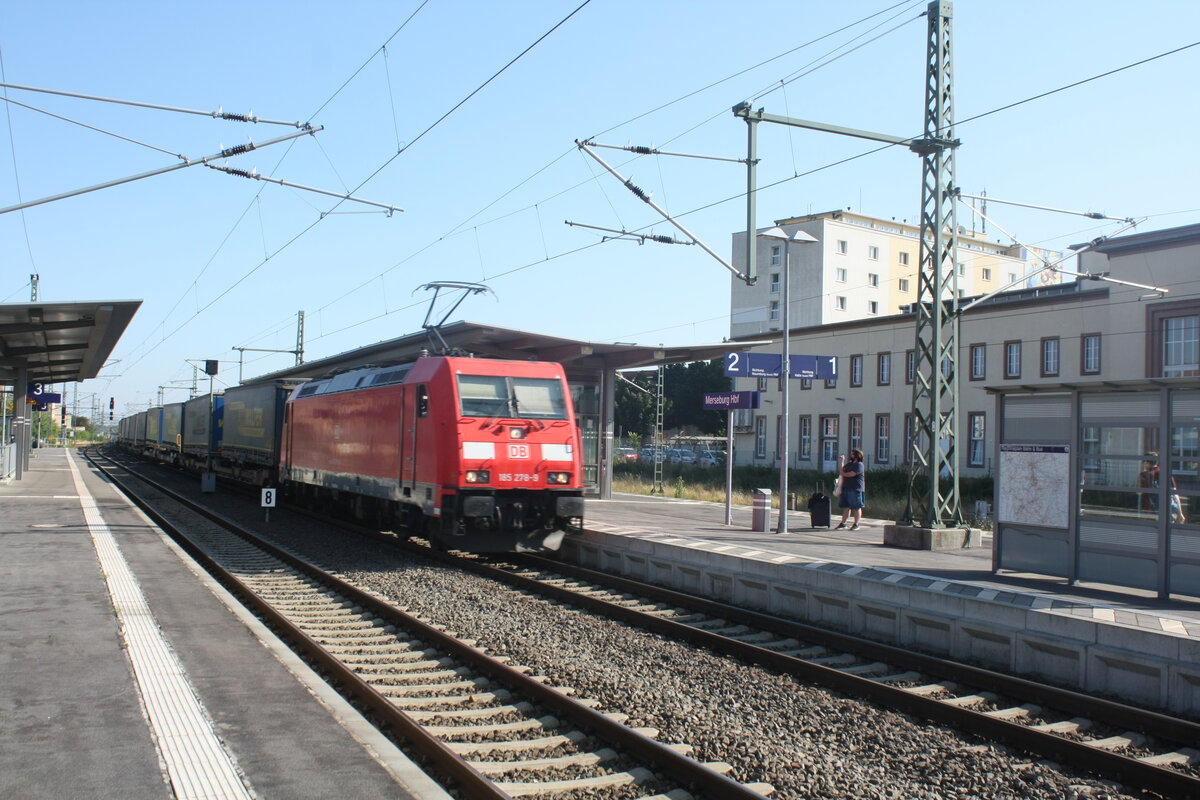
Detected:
left=414, top=281, right=495, bottom=355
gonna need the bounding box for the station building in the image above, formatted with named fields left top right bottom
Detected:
left=726, top=220, right=1200, bottom=480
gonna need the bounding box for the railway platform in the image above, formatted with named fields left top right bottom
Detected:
left=0, top=447, right=449, bottom=800
left=573, top=492, right=1200, bottom=716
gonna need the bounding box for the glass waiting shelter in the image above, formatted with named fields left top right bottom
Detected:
left=991, top=379, right=1200, bottom=599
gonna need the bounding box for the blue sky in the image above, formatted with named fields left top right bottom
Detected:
left=1, top=1, right=1197, bottom=416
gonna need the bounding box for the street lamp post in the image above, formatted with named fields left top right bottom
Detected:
left=758, top=226, right=818, bottom=533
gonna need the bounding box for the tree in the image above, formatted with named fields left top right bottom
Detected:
left=614, top=359, right=730, bottom=439
left=614, top=373, right=657, bottom=440
left=664, top=359, right=728, bottom=434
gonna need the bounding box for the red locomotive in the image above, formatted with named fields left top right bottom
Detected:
left=281, top=355, right=584, bottom=551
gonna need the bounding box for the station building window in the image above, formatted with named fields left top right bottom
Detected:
left=1148, top=300, right=1200, bottom=377
left=850, top=355, right=863, bottom=387
left=1082, top=332, right=1102, bottom=375
left=1041, top=337, right=1060, bottom=377
left=1004, top=341, right=1021, bottom=379
left=969, top=343, right=986, bottom=381
left=875, top=414, right=890, bottom=464
left=877, top=352, right=891, bottom=386
left=968, top=413, right=985, bottom=467
left=798, top=415, right=812, bottom=460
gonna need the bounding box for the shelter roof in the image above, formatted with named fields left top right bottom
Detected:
left=248, top=321, right=761, bottom=384
left=0, top=300, right=140, bottom=386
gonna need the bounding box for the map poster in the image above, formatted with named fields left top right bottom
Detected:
left=998, top=444, right=1071, bottom=528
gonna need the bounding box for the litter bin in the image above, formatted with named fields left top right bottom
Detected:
left=807, top=492, right=831, bottom=528
left=751, top=488, right=772, bottom=532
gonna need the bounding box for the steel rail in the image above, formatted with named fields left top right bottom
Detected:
left=459, top=552, right=1200, bottom=800
left=88, top=449, right=765, bottom=800
left=86, top=450, right=513, bottom=800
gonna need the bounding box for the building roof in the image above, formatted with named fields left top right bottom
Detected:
left=0, top=300, right=141, bottom=386
left=247, top=320, right=762, bottom=384
left=1074, top=221, right=1200, bottom=257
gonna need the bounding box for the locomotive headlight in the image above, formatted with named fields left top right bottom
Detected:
left=547, top=472, right=570, bottom=485
left=466, top=470, right=490, bottom=484
left=509, top=427, right=525, bottom=439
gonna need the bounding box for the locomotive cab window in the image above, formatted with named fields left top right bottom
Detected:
left=458, top=375, right=567, bottom=419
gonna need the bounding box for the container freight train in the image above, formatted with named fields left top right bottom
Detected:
left=116, top=356, right=585, bottom=552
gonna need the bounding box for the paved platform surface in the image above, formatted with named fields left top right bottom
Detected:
left=1, top=448, right=446, bottom=800
left=583, top=492, right=1200, bottom=635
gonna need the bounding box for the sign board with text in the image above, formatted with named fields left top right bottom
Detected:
left=703, top=391, right=760, bottom=410
left=723, top=352, right=837, bottom=380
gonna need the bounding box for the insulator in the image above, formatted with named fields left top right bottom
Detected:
left=221, top=143, right=253, bottom=157
left=227, top=168, right=255, bottom=179
left=625, top=180, right=649, bottom=202
left=650, top=235, right=675, bottom=244
left=631, top=146, right=653, bottom=154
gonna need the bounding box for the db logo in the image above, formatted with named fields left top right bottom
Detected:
left=507, top=444, right=530, bottom=459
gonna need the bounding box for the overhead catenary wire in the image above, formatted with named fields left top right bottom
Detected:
left=0, top=81, right=303, bottom=127
left=112, top=0, right=595, bottom=379
left=0, top=125, right=321, bottom=216
left=205, top=164, right=403, bottom=216
left=0, top=47, right=37, bottom=279
left=265, top=23, right=1200, bottom=357
left=0, top=93, right=183, bottom=158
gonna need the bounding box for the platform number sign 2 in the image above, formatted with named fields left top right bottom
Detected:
left=261, top=488, right=277, bottom=508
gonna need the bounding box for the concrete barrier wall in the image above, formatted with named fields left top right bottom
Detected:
left=562, top=530, right=1200, bottom=716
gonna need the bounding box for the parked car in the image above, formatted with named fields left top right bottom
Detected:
left=670, top=449, right=696, bottom=464
left=696, top=450, right=725, bottom=467
left=615, top=447, right=638, bottom=462
left=639, top=447, right=664, bottom=462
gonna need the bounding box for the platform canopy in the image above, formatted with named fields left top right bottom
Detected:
left=0, top=300, right=141, bottom=386
left=249, top=320, right=758, bottom=384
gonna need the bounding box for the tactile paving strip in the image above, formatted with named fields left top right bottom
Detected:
left=67, top=453, right=252, bottom=800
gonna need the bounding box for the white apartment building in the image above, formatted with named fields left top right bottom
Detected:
left=729, top=209, right=1061, bottom=339
left=728, top=220, right=1200, bottom=477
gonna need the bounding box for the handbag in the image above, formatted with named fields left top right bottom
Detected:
left=832, top=476, right=842, bottom=497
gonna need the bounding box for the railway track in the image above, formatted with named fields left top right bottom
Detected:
left=96, top=446, right=1200, bottom=798
left=434, top=549, right=1200, bottom=799
left=87, top=449, right=772, bottom=800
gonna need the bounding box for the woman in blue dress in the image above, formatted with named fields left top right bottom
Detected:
left=834, top=449, right=866, bottom=530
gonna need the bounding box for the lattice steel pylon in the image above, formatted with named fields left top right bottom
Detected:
left=651, top=365, right=665, bottom=496
left=904, top=0, right=964, bottom=528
